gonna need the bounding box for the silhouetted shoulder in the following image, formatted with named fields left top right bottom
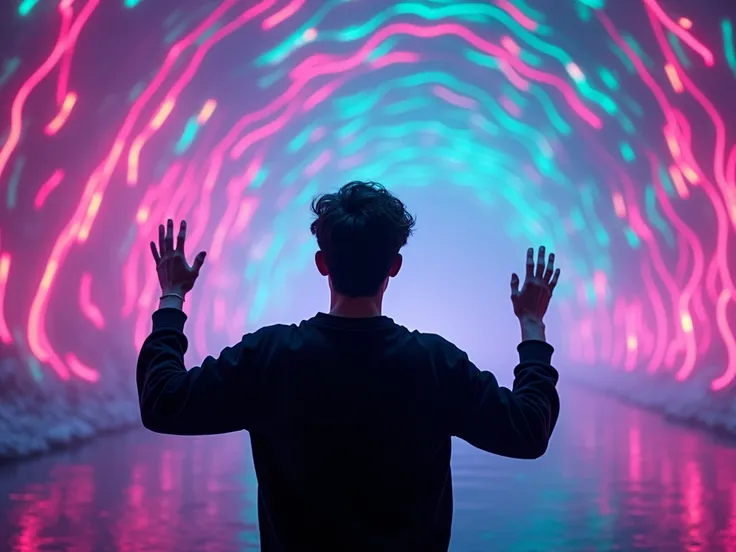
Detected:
left=257, top=323, right=299, bottom=335
left=408, top=330, right=469, bottom=370
left=250, top=322, right=301, bottom=351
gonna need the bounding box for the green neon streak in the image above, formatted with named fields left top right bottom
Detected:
left=644, top=185, right=675, bottom=248
left=657, top=164, right=676, bottom=197
left=622, top=34, right=654, bottom=67
left=519, top=50, right=543, bottom=67
left=608, top=41, right=636, bottom=74
left=255, top=0, right=347, bottom=66
left=722, top=19, right=736, bottom=76
left=257, top=70, right=286, bottom=89
left=249, top=168, right=268, bottom=189
left=575, top=3, right=593, bottom=22
left=287, top=123, right=320, bottom=153
left=248, top=233, right=287, bottom=322
left=368, top=38, right=400, bottom=61
left=528, top=86, right=572, bottom=135
left=336, top=4, right=551, bottom=44
left=667, top=32, right=691, bottom=68
left=6, top=157, right=24, bottom=209
left=383, top=97, right=433, bottom=115
left=619, top=94, right=643, bottom=118
left=577, top=0, right=604, bottom=8
left=624, top=227, right=641, bottom=248
left=0, top=58, right=20, bottom=88
left=510, top=0, right=545, bottom=21
left=597, top=67, right=619, bottom=90
left=163, top=10, right=182, bottom=28
left=18, top=0, right=39, bottom=16
left=129, top=82, right=146, bottom=101
left=257, top=0, right=554, bottom=67
left=335, top=71, right=548, bottom=158
left=164, top=22, right=189, bottom=44
left=502, top=84, right=529, bottom=109
left=618, top=114, right=636, bottom=135
left=619, top=142, right=635, bottom=162
left=175, top=117, right=199, bottom=155
left=265, top=0, right=616, bottom=115
left=579, top=184, right=610, bottom=247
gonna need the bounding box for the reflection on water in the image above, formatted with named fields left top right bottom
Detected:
left=1, top=387, right=736, bottom=551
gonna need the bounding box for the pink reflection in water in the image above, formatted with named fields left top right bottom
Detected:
left=2, top=432, right=255, bottom=552
left=1, top=388, right=736, bottom=551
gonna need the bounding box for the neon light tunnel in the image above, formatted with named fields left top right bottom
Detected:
left=0, top=0, right=735, bottom=457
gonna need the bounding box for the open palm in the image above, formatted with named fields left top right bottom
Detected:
left=510, top=246, right=561, bottom=323
left=150, top=219, right=207, bottom=296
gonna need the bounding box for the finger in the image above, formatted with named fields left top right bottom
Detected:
left=192, top=251, right=207, bottom=274
left=536, top=246, right=546, bottom=279
left=549, top=268, right=561, bottom=291
left=543, top=253, right=555, bottom=283
left=525, top=248, right=534, bottom=279
left=176, top=220, right=186, bottom=252
left=158, top=224, right=166, bottom=255
left=165, top=219, right=174, bottom=253
left=150, top=241, right=161, bottom=264
left=510, top=273, right=520, bottom=295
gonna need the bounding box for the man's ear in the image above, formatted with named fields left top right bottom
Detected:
left=388, top=254, right=402, bottom=278
left=315, top=250, right=329, bottom=276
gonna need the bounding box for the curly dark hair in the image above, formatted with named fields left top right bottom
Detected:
left=310, top=181, right=416, bottom=297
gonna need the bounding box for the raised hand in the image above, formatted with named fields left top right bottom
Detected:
left=510, top=246, right=560, bottom=324
left=150, top=219, right=207, bottom=297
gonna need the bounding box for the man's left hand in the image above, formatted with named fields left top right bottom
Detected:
left=150, top=219, right=207, bottom=297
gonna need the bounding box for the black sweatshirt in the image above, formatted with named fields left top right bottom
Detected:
left=137, top=308, right=560, bottom=551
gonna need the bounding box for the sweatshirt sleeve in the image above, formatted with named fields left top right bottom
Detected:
left=447, top=339, right=560, bottom=459
left=136, top=308, right=265, bottom=435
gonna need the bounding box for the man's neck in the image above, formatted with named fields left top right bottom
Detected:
left=329, top=294, right=383, bottom=318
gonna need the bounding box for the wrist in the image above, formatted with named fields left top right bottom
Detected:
left=519, top=317, right=546, bottom=342
left=159, top=291, right=185, bottom=310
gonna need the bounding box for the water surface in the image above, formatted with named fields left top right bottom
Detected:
left=1, top=388, right=735, bottom=551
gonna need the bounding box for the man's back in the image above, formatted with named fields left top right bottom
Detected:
left=137, top=309, right=559, bottom=551
left=141, top=183, right=562, bottom=550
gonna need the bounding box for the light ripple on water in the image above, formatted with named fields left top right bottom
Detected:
left=1, top=389, right=735, bottom=551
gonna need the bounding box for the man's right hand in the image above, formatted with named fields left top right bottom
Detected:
left=510, top=247, right=560, bottom=339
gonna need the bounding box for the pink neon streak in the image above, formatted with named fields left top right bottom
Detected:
left=0, top=0, right=99, bottom=181
left=45, top=92, right=78, bottom=135
left=303, top=78, right=347, bottom=112
left=597, top=17, right=718, bottom=380
left=642, top=0, right=714, bottom=66
left=643, top=9, right=736, bottom=383
left=432, top=85, right=478, bottom=109
left=289, top=23, right=601, bottom=128
left=231, top=197, right=259, bottom=236
left=640, top=259, right=670, bottom=373
left=711, top=290, right=736, bottom=390
left=262, top=0, right=305, bottom=30
left=55, top=0, right=74, bottom=104
left=3, top=0, right=732, bottom=399
left=498, top=60, right=530, bottom=91
left=499, top=96, right=521, bottom=117
left=370, top=51, right=420, bottom=69
left=305, top=149, right=332, bottom=177
left=65, top=353, right=100, bottom=382
left=0, top=253, right=11, bottom=345
left=34, top=170, right=64, bottom=210
left=79, top=273, right=105, bottom=330
left=231, top=103, right=300, bottom=159
left=28, top=0, right=274, bottom=378
left=496, top=0, right=538, bottom=31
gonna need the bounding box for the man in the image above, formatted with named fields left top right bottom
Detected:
left=138, top=181, right=561, bottom=551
